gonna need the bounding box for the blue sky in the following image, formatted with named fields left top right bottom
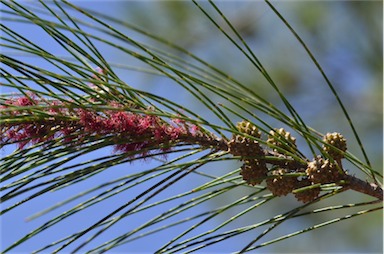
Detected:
left=1, top=1, right=382, bottom=253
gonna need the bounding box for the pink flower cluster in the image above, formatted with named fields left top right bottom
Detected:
left=1, top=96, right=200, bottom=157
left=76, top=108, right=199, bottom=154
left=0, top=95, right=50, bottom=148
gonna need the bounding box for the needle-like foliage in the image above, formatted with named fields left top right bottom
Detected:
left=1, top=1, right=382, bottom=253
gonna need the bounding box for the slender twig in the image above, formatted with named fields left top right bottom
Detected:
left=1, top=99, right=382, bottom=201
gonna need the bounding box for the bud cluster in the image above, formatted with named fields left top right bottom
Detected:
left=229, top=121, right=267, bottom=185
left=306, top=156, right=345, bottom=184
left=267, top=128, right=297, bottom=153
left=240, top=160, right=267, bottom=186
left=229, top=121, right=349, bottom=203
left=322, top=132, right=347, bottom=160
left=266, top=168, right=297, bottom=196
left=294, top=179, right=321, bottom=203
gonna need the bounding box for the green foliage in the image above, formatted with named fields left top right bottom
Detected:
left=1, top=1, right=382, bottom=253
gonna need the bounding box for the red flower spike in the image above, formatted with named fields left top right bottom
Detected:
left=1, top=96, right=207, bottom=159
left=16, top=96, right=36, bottom=106
left=110, top=112, right=136, bottom=133
left=48, top=100, right=66, bottom=114
left=190, top=125, right=199, bottom=135
left=7, top=129, right=18, bottom=140
left=139, top=116, right=154, bottom=132
left=78, top=109, right=107, bottom=133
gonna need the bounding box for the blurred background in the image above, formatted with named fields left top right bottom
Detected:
left=1, top=1, right=382, bottom=253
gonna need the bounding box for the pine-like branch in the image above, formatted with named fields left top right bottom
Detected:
left=2, top=96, right=382, bottom=202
